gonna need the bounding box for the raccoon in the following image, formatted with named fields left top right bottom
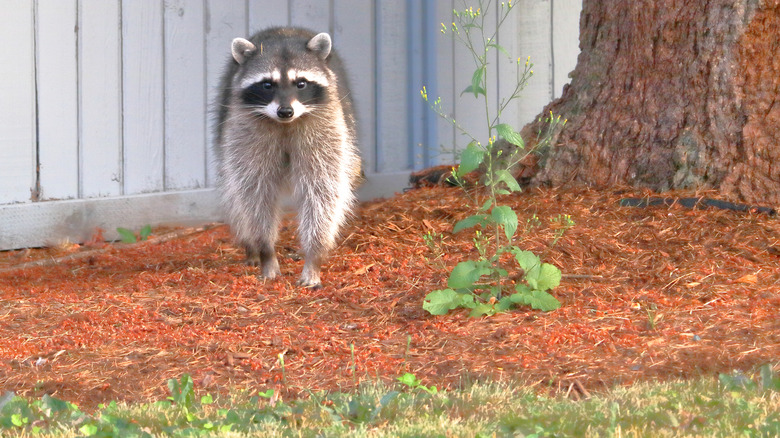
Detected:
left=214, top=27, right=361, bottom=288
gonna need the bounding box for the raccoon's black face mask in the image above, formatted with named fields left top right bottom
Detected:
left=241, top=76, right=327, bottom=122
left=233, top=32, right=333, bottom=123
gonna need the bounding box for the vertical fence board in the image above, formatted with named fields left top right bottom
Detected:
left=290, top=0, right=331, bottom=32
left=164, top=0, right=207, bottom=190
left=122, top=1, right=165, bottom=194
left=511, top=0, right=553, bottom=126
left=248, top=0, right=290, bottom=30
left=0, top=1, right=36, bottom=204
left=205, top=0, right=246, bottom=187
left=552, top=0, right=581, bottom=98
left=375, top=0, right=408, bottom=173
left=433, top=0, right=456, bottom=165
left=79, top=0, right=123, bottom=198
left=451, top=3, right=498, bottom=151
left=497, top=0, right=521, bottom=128
left=36, top=0, right=79, bottom=200
left=333, top=0, right=375, bottom=176
left=407, top=0, right=425, bottom=169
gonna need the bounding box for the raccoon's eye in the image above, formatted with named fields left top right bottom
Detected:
left=261, top=81, right=273, bottom=90
left=296, top=80, right=307, bottom=89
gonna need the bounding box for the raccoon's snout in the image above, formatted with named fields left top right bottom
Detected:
left=277, top=107, right=294, bottom=119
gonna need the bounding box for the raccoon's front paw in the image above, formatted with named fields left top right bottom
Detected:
left=259, top=259, right=281, bottom=280
left=296, top=277, right=322, bottom=289
left=245, top=255, right=261, bottom=267
left=297, top=267, right=322, bottom=289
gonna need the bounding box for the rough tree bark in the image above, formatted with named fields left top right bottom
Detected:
left=522, top=0, right=780, bottom=205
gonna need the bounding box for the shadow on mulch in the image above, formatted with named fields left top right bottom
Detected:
left=0, top=186, right=778, bottom=410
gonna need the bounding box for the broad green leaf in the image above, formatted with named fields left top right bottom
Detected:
left=457, top=142, right=485, bottom=175
left=419, top=384, right=438, bottom=395
left=397, top=373, right=421, bottom=388
left=535, top=263, right=562, bottom=291
left=479, top=199, right=493, bottom=212
left=453, top=214, right=487, bottom=234
left=487, top=42, right=511, bottom=58
left=447, top=261, right=490, bottom=289
left=510, top=289, right=561, bottom=311
left=116, top=227, right=137, bottom=244
left=495, top=123, right=525, bottom=148
left=526, top=263, right=560, bottom=291
left=468, top=303, right=496, bottom=317
left=460, top=293, right=477, bottom=308
left=529, top=290, right=561, bottom=311
left=495, top=169, right=521, bottom=192
left=168, top=374, right=194, bottom=407
left=139, top=224, right=152, bottom=241
left=257, top=389, right=275, bottom=399
left=79, top=423, right=98, bottom=436
left=423, top=289, right=463, bottom=315
left=41, top=394, right=69, bottom=416
left=495, top=296, right=515, bottom=312
left=491, top=205, right=518, bottom=240
left=470, top=66, right=485, bottom=98
left=461, top=84, right=487, bottom=97
left=11, top=414, right=26, bottom=427
left=513, top=249, right=541, bottom=277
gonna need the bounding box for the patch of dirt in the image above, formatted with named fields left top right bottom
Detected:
left=1, top=186, right=778, bottom=410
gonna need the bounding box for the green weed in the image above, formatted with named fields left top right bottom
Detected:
left=116, top=224, right=152, bottom=244
left=421, top=0, right=567, bottom=317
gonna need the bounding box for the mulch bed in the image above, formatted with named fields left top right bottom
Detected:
left=1, top=186, right=778, bottom=410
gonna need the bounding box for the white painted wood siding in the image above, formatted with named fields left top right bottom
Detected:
left=0, top=2, right=37, bottom=204
left=430, top=0, right=581, bottom=159
left=0, top=0, right=581, bottom=250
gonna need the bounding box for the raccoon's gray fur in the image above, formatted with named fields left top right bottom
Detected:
left=214, top=27, right=361, bottom=288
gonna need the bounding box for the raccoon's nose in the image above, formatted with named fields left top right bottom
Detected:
left=277, top=107, right=294, bottom=119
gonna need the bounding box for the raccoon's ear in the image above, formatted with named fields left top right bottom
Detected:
left=232, top=38, right=257, bottom=65
left=307, top=33, right=332, bottom=60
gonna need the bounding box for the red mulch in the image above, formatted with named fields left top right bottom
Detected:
left=0, top=186, right=778, bottom=410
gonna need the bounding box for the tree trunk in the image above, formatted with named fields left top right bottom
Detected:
left=525, top=0, right=780, bottom=205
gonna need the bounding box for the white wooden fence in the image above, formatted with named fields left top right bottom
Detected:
left=0, top=0, right=581, bottom=250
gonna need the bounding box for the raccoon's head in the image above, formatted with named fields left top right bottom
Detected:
left=231, top=32, right=333, bottom=124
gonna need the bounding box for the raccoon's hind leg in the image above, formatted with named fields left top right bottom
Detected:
left=244, top=238, right=280, bottom=279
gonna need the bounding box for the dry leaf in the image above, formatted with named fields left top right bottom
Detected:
left=353, top=263, right=376, bottom=275
left=736, top=274, right=758, bottom=284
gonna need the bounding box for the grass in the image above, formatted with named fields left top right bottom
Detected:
left=1, top=369, right=778, bottom=437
